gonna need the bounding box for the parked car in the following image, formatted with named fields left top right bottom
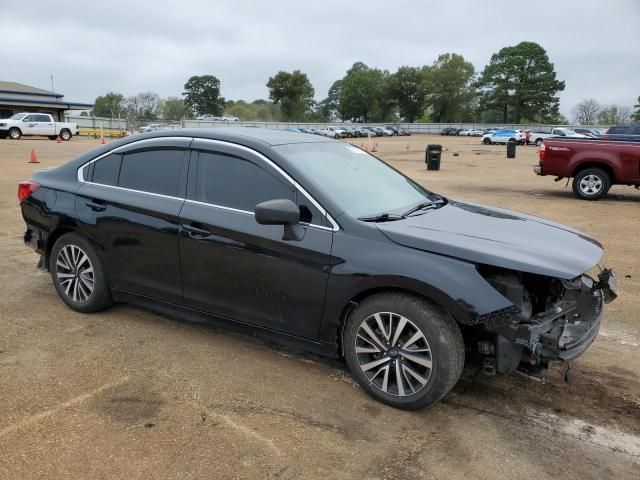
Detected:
left=354, top=127, right=371, bottom=137
left=440, top=127, right=459, bottom=136
left=385, top=126, right=400, bottom=136
left=195, top=114, right=217, bottom=121
left=481, top=129, right=523, bottom=145
left=307, top=128, right=321, bottom=135
left=458, top=129, right=474, bottom=136
left=534, top=137, right=640, bottom=200
left=138, top=123, right=163, bottom=133
left=222, top=115, right=240, bottom=122
left=0, top=112, right=77, bottom=140
left=399, top=128, right=412, bottom=136
left=602, top=124, right=640, bottom=142
left=573, top=127, right=601, bottom=138
left=283, top=128, right=301, bottom=133
left=319, top=126, right=345, bottom=139
left=469, top=128, right=484, bottom=136
left=18, top=128, right=616, bottom=410
left=526, top=128, right=588, bottom=146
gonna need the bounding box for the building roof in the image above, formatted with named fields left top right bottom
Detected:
left=0, top=81, right=63, bottom=98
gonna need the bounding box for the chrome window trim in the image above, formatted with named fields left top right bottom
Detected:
left=76, top=136, right=339, bottom=232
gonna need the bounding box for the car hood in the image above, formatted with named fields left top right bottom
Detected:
left=376, top=200, right=603, bottom=279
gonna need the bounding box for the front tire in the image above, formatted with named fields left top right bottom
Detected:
left=8, top=128, right=21, bottom=140
left=482, top=137, right=491, bottom=145
left=50, top=233, right=112, bottom=313
left=343, top=292, right=464, bottom=410
left=572, top=167, right=611, bottom=200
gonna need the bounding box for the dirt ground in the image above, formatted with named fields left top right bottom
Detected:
left=1, top=134, right=639, bottom=480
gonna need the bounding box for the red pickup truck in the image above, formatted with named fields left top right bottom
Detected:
left=534, top=139, right=640, bottom=200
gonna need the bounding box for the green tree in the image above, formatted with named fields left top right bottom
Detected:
left=183, top=75, right=225, bottom=116
left=266, top=70, right=315, bottom=121
left=125, top=92, right=160, bottom=120
left=92, top=92, right=126, bottom=118
left=388, top=66, right=425, bottom=122
left=477, top=41, right=565, bottom=123
left=423, top=54, right=476, bottom=122
left=338, top=62, right=390, bottom=122
left=318, top=80, right=342, bottom=120
left=160, top=97, right=188, bottom=122
left=633, top=96, right=640, bottom=122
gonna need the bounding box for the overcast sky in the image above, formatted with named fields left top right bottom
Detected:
left=2, top=0, right=638, bottom=118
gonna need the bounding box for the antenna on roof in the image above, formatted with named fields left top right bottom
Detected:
left=50, top=74, right=55, bottom=93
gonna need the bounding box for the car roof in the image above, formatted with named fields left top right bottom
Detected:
left=126, top=127, right=335, bottom=146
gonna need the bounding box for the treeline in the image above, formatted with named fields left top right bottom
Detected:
left=572, top=97, right=640, bottom=125
left=90, top=41, right=638, bottom=126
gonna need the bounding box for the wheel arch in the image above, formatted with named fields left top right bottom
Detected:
left=571, top=161, right=615, bottom=182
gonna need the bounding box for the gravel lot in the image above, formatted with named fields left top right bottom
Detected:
left=1, top=135, right=639, bottom=479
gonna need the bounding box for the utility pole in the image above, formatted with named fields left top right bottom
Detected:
left=50, top=74, right=55, bottom=93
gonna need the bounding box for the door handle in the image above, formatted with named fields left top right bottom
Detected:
left=182, top=224, right=210, bottom=238
left=85, top=200, right=107, bottom=212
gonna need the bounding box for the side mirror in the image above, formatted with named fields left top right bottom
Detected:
left=255, top=199, right=305, bottom=241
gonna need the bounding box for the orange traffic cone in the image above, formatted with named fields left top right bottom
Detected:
left=101, top=137, right=106, bottom=145
left=29, top=149, right=40, bottom=164
left=56, top=135, right=61, bottom=144
left=405, top=143, right=410, bottom=151
left=371, top=142, right=378, bottom=153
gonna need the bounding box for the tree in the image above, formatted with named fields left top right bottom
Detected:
left=266, top=70, right=315, bottom=121
left=572, top=99, right=601, bottom=125
left=160, top=97, right=188, bottom=122
left=388, top=66, right=425, bottom=122
left=598, top=105, right=632, bottom=125
left=125, top=92, right=160, bottom=120
left=423, top=54, right=476, bottom=123
left=477, top=41, right=565, bottom=123
left=183, top=75, right=225, bottom=116
left=634, top=96, right=640, bottom=122
left=318, top=80, right=342, bottom=120
left=92, top=92, right=126, bottom=118
left=338, top=62, right=390, bottom=122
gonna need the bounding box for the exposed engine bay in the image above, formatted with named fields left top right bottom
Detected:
left=470, top=265, right=617, bottom=381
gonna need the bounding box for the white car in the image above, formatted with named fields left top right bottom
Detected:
left=195, top=114, right=222, bottom=121
left=138, top=123, right=163, bottom=133
left=0, top=112, right=77, bottom=140
left=221, top=115, right=240, bottom=122
left=481, top=129, right=523, bottom=145
left=319, top=126, right=346, bottom=139
left=459, top=129, right=474, bottom=136
left=526, top=128, right=588, bottom=146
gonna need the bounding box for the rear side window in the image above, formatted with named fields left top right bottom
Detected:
left=195, top=151, right=294, bottom=211
left=36, top=114, right=51, bottom=122
left=92, top=153, right=122, bottom=186
left=119, top=149, right=185, bottom=197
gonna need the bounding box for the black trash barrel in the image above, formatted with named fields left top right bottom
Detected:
left=506, top=139, right=517, bottom=158
left=426, top=144, right=442, bottom=170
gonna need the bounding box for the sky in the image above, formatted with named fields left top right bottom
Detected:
left=1, top=0, right=638, bottom=119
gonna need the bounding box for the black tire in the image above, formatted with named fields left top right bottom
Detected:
left=535, top=138, right=544, bottom=146
left=572, top=167, right=611, bottom=201
left=60, top=129, right=72, bottom=141
left=48, top=136, right=57, bottom=140
left=8, top=128, right=21, bottom=140
left=343, top=292, right=464, bottom=410
left=482, top=137, right=491, bottom=145
left=50, top=232, right=112, bottom=313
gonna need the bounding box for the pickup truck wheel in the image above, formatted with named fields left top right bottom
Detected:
left=535, top=138, right=544, bottom=146
left=334, top=134, right=340, bottom=139
left=572, top=168, right=611, bottom=200
left=343, top=292, right=464, bottom=410
left=8, top=128, right=21, bottom=140
left=60, top=129, right=71, bottom=141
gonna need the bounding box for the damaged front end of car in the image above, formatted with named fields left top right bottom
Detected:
left=469, top=266, right=618, bottom=381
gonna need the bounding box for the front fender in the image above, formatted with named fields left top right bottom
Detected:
left=317, top=230, right=514, bottom=344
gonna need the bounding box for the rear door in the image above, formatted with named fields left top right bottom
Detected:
left=178, top=139, right=334, bottom=339
left=76, top=137, right=190, bottom=303
left=36, top=114, right=55, bottom=135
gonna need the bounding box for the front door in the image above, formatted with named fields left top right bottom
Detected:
left=179, top=140, right=333, bottom=339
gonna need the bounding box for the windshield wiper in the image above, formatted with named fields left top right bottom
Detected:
left=402, top=198, right=445, bottom=217
left=358, top=213, right=406, bottom=222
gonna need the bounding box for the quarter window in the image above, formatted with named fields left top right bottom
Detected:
left=91, top=153, right=122, bottom=186
left=195, top=151, right=294, bottom=211
left=119, top=149, right=185, bottom=197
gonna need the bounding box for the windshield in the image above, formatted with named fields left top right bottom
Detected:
left=10, top=113, right=27, bottom=120
left=275, top=143, right=436, bottom=218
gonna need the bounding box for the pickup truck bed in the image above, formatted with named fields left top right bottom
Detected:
left=534, top=138, right=640, bottom=200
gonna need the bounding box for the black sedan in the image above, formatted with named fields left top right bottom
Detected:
left=18, top=128, right=615, bottom=409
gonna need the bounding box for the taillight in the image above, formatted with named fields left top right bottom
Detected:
left=539, top=142, right=546, bottom=162
left=602, top=134, right=610, bottom=140
left=18, top=181, right=40, bottom=203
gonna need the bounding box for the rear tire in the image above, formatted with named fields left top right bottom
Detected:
left=50, top=233, right=112, bottom=313
left=482, top=137, right=491, bottom=145
left=572, top=167, right=611, bottom=200
left=343, top=292, right=464, bottom=410
left=60, top=129, right=71, bottom=141
left=48, top=136, right=57, bottom=140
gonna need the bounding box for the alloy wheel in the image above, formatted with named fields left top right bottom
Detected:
left=55, top=244, right=94, bottom=303
left=579, top=174, right=603, bottom=196
left=355, top=312, right=432, bottom=397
